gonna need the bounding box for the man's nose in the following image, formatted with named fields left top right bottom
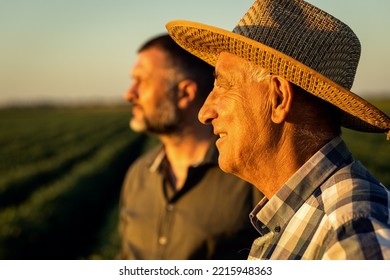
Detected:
left=198, top=95, right=217, bottom=125
left=123, top=83, right=137, bottom=102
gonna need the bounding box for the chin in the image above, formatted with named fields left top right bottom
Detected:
left=130, top=120, right=147, bottom=133
left=218, top=156, right=245, bottom=179
left=218, top=157, right=233, bottom=174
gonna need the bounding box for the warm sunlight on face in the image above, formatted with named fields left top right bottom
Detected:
left=123, top=48, right=179, bottom=134
left=198, top=52, right=272, bottom=182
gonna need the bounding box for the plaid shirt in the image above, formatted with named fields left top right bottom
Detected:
left=248, top=136, right=390, bottom=260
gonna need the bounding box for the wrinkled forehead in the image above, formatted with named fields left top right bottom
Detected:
left=216, top=52, right=243, bottom=66
left=215, top=52, right=254, bottom=81
left=215, top=52, right=244, bottom=75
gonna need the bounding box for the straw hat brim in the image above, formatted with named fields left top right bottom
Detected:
left=166, top=20, right=390, bottom=134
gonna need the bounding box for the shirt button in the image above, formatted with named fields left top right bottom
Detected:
left=275, top=226, right=281, bottom=233
left=166, top=204, right=174, bottom=211
left=158, top=236, right=168, bottom=245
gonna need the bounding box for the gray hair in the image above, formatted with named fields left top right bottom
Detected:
left=247, top=62, right=271, bottom=83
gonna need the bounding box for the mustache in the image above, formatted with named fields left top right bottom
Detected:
left=131, top=103, right=142, bottom=110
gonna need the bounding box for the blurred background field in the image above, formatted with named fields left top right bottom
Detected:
left=0, top=105, right=159, bottom=259
left=0, top=101, right=389, bottom=260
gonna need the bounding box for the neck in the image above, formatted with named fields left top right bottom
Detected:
left=248, top=128, right=319, bottom=199
left=159, top=125, right=213, bottom=191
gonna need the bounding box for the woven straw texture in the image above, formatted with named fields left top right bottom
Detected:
left=166, top=0, right=390, bottom=135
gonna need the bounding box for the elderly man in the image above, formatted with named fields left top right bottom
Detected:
left=118, top=34, right=263, bottom=260
left=166, top=0, right=390, bottom=259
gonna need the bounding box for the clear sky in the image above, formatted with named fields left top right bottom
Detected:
left=1, top=0, right=389, bottom=107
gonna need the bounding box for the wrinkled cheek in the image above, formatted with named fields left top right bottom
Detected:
left=235, top=130, right=264, bottom=167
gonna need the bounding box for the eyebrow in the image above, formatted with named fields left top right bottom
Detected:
left=214, top=70, right=235, bottom=84
left=214, top=70, right=228, bottom=81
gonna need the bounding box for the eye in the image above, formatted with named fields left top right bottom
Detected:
left=131, top=75, right=140, bottom=84
left=133, top=77, right=149, bottom=89
left=216, top=78, right=233, bottom=91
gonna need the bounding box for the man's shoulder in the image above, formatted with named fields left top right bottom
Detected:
left=127, top=144, right=163, bottom=172
left=318, top=160, right=390, bottom=226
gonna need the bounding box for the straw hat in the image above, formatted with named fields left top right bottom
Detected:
left=166, top=0, right=390, bottom=137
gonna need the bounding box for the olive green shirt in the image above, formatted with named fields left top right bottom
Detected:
left=118, top=143, right=262, bottom=260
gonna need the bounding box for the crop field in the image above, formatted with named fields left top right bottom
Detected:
left=0, top=105, right=158, bottom=260
left=0, top=101, right=389, bottom=260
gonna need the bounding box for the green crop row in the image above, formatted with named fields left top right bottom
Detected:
left=0, top=130, right=148, bottom=259
left=0, top=106, right=154, bottom=259
left=0, top=107, right=130, bottom=172
left=0, top=124, right=130, bottom=208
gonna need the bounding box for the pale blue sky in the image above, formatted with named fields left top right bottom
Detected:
left=1, top=0, right=389, bottom=107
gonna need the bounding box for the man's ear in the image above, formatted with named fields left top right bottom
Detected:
left=269, top=76, right=294, bottom=124
left=177, top=79, right=197, bottom=109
